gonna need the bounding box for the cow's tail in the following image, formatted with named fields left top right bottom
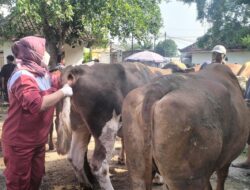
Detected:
left=141, top=77, right=179, bottom=188
left=57, top=97, right=72, bottom=155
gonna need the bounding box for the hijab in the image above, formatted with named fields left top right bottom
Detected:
left=11, top=36, right=48, bottom=77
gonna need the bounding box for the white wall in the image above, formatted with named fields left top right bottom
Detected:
left=0, top=41, right=84, bottom=66
left=226, top=51, right=250, bottom=64
left=3, top=42, right=13, bottom=65
left=0, top=42, right=13, bottom=67
left=99, top=52, right=110, bottom=64
left=64, top=44, right=83, bottom=65
left=192, top=52, right=211, bottom=65
left=192, top=51, right=250, bottom=65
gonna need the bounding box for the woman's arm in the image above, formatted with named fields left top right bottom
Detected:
left=40, top=84, right=72, bottom=111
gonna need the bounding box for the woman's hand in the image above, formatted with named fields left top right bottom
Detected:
left=60, top=84, right=73, bottom=97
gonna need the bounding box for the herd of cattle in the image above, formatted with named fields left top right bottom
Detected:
left=50, top=61, right=250, bottom=190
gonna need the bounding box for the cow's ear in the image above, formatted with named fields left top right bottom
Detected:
left=68, top=73, right=77, bottom=85
left=112, top=110, right=121, bottom=121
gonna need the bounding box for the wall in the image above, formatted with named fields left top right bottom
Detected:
left=0, top=41, right=84, bottom=67
left=92, top=48, right=110, bottom=64
left=192, top=51, right=250, bottom=65
left=64, top=44, right=84, bottom=66
left=3, top=42, right=13, bottom=65
left=192, top=52, right=211, bottom=65
left=226, top=51, right=250, bottom=64
left=0, top=42, right=13, bottom=67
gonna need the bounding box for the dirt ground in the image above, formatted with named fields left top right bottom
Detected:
left=0, top=112, right=250, bottom=190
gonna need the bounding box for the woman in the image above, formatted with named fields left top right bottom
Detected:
left=1, top=36, right=72, bottom=190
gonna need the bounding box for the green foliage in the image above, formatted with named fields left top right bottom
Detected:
left=241, top=35, right=250, bottom=49
left=155, top=39, right=177, bottom=57
left=0, top=0, right=162, bottom=66
left=0, top=0, right=162, bottom=46
left=178, top=0, right=250, bottom=49
left=83, top=48, right=92, bottom=63
left=121, top=36, right=154, bottom=51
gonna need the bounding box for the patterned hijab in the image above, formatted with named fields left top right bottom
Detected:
left=12, top=36, right=48, bottom=77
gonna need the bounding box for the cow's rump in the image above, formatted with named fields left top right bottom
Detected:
left=122, top=63, right=250, bottom=190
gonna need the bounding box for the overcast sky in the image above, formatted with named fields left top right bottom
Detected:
left=160, top=0, right=209, bottom=49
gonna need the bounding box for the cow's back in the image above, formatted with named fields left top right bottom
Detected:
left=62, top=62, right=170, bottom=137
left=123, top=63, right=250, bottom=189
left=151, top=64, right=249, bottom=188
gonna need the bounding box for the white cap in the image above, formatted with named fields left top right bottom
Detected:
left=212, top=45, right=227, bottom=54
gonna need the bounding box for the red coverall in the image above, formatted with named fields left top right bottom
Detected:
left=2, top=70, right=57, bottom=190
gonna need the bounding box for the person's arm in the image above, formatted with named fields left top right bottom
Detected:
left=12, top=75, right=73, bottom=113
left=1, top=77, right=4, bottom=89
left=40, top=83, right=72, bottom=111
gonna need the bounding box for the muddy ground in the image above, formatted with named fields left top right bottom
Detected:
left=0, top=112, right=249, bottom=190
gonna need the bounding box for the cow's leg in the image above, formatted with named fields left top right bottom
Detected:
left=124, top=125, right=152, bottom=190
left=48, top=123, right=54, bottom=150
left=122, top=90, right=153, bottom=190
left=205, top=181, right=212, bottom=190
left=232, top=145, right=250, bottom=169
left=215, top=164, right=230, bottom=190
left=118, top=137, right=125, bottom=165
left=90, top=111, right=121, bottom=190
left=68, top=127, right=94, bottom=189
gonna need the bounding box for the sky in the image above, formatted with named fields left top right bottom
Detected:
left=159, top=0, right=209, bottom=49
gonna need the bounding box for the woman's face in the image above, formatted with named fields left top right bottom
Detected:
left=40, top=50, right=51, bottom=69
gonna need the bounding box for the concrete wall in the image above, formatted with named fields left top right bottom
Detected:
left=64, top=44, right=83, bottom=65
left=226, top=51, right=250, bottom=64
left=0, top=42, right=13, bottom=66
left=0, top=42, right=84, bottom=66
left=3, top=42, right=13, bottom=64
left=192, top=51, right=250, bottom=65
left=192, top=52, right=211, bottom=65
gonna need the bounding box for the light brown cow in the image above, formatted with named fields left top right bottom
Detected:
left=225, top=63, right=242, bottom=76
left=122, top=64, right=250, bottom=190
left=237, top=61, right=250, bottom=78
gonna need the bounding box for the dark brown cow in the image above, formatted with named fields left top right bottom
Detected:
left=56, top=62, right=177, bottom=190
left=122, top=64, right=250, bottom=190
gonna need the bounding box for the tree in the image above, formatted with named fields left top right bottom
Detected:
left=155, top=39, right=177, bottom=57
left=178, top=0, right=250, bottom=49
left=0, top=0, right=162, bottom=67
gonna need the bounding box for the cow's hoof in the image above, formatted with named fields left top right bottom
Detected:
left=152, top=173, right=164, bottom=186
left=231, top=162, right=250, bottom=169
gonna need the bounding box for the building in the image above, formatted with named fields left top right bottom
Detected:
left=180, top=43, right=250, bottom=65
left=0, top=40, right=84, bottom=68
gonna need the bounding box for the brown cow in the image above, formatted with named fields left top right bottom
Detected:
left=237, top=61, right=250, bottom=78
left=122, top=63, right=250, bottom=190
left=56, top=62, right=180, bottom=190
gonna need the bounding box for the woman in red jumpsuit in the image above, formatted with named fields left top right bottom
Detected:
left=1, top=36, right=73, bottom=190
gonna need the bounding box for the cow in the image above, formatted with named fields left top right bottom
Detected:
left=225, top=63, right=242, bottom=76
left=122, top=63, right=250, bottom=190
left=237, top=61, right=250, bottom=78
left=55, top=62, right=177, bottom=190
left=231, top=76, right=250, bottom=169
